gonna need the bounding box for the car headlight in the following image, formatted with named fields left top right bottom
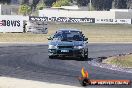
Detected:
left=74, top=46, right=83, bottom=49
left=48, top=45, right=58, bottom=49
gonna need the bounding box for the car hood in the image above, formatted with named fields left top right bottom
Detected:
left=49, top=40, right=84, bottom=46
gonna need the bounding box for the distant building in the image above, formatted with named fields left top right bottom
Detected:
left=0, top=4, right=19, bottom=15
left=11, top=0, right=33, bottom=5
left=0, top=0, right=34, bottom=15
left=11, top=0, right=22, bottom=4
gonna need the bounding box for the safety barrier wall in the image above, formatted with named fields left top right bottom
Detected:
left=29, top=16, right=132, bottom=24
left=0, top=15, right=131, bottom=33
left=29, top=16, right=95, bottom=23
left=95, top=19, right=131, bottom=24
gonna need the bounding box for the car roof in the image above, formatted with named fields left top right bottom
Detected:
left=58, top=28, right=81, bottom=32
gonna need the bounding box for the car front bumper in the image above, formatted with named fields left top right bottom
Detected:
left=48, top=49, right=83, bottom=57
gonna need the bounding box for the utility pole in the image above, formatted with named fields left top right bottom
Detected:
left=89, top=0, right=92, bottom=11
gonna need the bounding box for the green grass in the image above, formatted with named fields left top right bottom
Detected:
left=0, top=23, right=132, bottom=43
left=103, top=55, right=132, bottom=68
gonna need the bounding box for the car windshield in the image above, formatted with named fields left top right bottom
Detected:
left=53, top=31, right=84, bottom=41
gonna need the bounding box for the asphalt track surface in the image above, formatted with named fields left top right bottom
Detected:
left=0, top=43, right=132, bottom=88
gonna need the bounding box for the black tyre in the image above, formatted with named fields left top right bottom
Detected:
left=49, top=56, right=54, bottom=59
left=84, top=50, right=88, bottom=60
left=80, top=50, right=88, bottom=61
left=82, top=50, right=88, bottom=60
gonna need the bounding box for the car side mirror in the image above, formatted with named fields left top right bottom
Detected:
left=84, top=38, right=88, bottom=41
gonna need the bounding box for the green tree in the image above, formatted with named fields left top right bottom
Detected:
left=44, top=0, right=56, bottom=6
left=103, top=0, right=112, bottom=10
left=18, top=4, right=31, bottom=15
left=77, top=0, right=89, bottom=6
left=52, top=0, right=71, bottom=7
left=91, top=0, right=112, bottom=10
left=114, top=0, right=127, bottom=9
left=21, top=0, right=29, bottom=4
left=126, top=0, right=132, bottom=9
left=0, top=0, right=11, bottom=4
left=36, top=0, right=46, bottom=10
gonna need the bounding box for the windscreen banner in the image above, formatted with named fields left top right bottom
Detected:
left=95, top=19, right=131, bottom=24
left=29, top=16, right=95, bottom=23
left=0, top=15, right=23, bottom=32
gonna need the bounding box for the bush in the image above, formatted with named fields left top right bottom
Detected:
left=18, top=4, right=31, bottom=15
left=36, top=0, right=46, bottom=10
left=52, top=0, right=71, bottom=7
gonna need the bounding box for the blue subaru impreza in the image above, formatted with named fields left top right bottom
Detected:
left=47, top=29, right=88, bottom=60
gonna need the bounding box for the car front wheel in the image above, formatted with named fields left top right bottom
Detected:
left=49, top=55, right=54, bottom=59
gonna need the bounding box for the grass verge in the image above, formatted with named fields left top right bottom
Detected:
left=0, top=23, right=132, bottom=43
left=102, top=54, right=132, bottom=68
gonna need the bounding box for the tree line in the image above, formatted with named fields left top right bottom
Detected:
left=0, top=0, right=132, bottom=11
left=1, top=0, right=132, bottom=10
left=1, top=0, right=132, bottom=15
